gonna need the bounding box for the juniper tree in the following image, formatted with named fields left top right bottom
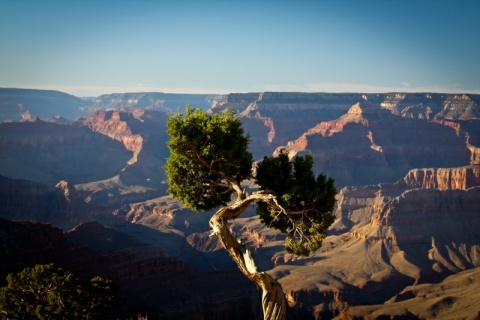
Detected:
left=0, top=264, right=117, bottom=320
left=165, top=107, right=336, bottom=320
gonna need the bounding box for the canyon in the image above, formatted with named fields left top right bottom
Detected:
left=0, top=89, right=479, bottom=319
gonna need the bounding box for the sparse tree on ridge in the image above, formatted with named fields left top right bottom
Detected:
left=165, top=107, right=337, bottom=320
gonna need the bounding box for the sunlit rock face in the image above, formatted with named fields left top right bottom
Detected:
left=73, top=109, right=171, bottom=206
left=1, top=89, right=480, bottom=319
left=212, top=93, right=480, bottom=183
left=279, top=102, right=473, bottom=187
left=275, top=166, right=480, bottom=318
left=74, top=109, right=146, bottom=164
left=213, top=92, right=364, bottom=159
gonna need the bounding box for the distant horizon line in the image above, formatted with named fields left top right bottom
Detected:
left=2, top=86, right=480, bottom=98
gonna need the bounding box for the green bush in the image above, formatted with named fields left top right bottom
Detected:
left=0, top=263, right=117, bottom=320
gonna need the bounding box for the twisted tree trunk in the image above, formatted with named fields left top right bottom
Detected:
left=209, top=191, right=287, bottom=320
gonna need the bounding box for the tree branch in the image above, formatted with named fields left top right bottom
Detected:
left=186, top=140, right=244, bottom=199
left=209, top=190, right=287, bottom=320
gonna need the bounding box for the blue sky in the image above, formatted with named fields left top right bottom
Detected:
left=1, top=0, right=479, bottom=96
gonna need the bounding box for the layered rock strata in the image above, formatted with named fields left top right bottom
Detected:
left=274, top=166, right=480, bottom=318
left=73, top=109, right=170, bottom=206
left=279, top=102, right=472, bottom=187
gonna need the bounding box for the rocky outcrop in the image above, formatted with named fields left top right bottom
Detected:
left=336, top=266, right=480, bottom=320
left=400, top=166, right=480, bottom=190
left=279, top=102, right=472, bottom=187
left=271, top=166, right=480, bottom=318
left=74, top=109, right=144, bottom=164
left=212, top=92, right=480, bottom=161
left=213, top=92, right=362, bottom=159
left=435, top=94, right=480, bottom=120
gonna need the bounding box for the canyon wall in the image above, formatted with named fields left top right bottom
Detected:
left=280, top=102, right=474, bottom=187
left=213, top=92, right=480, bottom=160
left=273, top=165, right=480, bottom=318
left=2, top=89, right=480, bottom=318
left=0, top=118, right=132, bottom=185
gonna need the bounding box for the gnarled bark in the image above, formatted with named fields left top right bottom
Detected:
left=209, top=191, right=287, bottom=320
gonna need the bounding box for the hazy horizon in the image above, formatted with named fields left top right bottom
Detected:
left=1, top=0, right=479, bottom=97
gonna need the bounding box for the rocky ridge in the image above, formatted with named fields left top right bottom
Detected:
left=212, top=92, right=480, bottom=160
left=83, top=92, right=217, bottom=113
left=278, top=102, right=475, bottom=187
left=336, top=266, right=480, bottom=320
left=2, top=89, right=480, bottom=318
left=268, top=165, right=480, bottom=318
left=0, top=88, right=88, bottom=122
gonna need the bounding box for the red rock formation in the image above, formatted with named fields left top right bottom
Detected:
left=75, top=110, right=144, bottom=164
left=279, top=102, right=472, bottom=187
left=73, top=109, right=171, bottom=206
left=400, top=166, right=480, bottom=190
left=273, top=165, right=480, bottom=318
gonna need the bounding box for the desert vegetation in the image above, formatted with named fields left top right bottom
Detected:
left=165, top=107, right=337, bottom=319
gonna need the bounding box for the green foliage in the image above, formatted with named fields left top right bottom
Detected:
left=165, top=107, right=253, bottom=211
left=164, top=107, right=337, bottom=257
left=0, top=264, right=117, bottom=320
left=255, top=150, right=337, bottom=256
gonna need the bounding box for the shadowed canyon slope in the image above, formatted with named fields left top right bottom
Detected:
left=0, top=118, right=132, bottom=185
left=72, top=108, right=171, bottom=205
left=1, top=89, right=480, bottom=319
left=0, top=218, right=261, bottom=319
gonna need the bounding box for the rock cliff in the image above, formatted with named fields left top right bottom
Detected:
left=212, top=92, right=480, bottom=160
left=213, top=92, right=362, bottom=158
left=0, top=118, right=131, bottom=185
left=336, top=266, right=480, bottom=320
left=272, top=165, right=480, bottom=318
left=73, top=109, right=170, bottom=206
left=74, top=109, right=145, bottom=164
left=279, top=102, right=473, bottom=187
